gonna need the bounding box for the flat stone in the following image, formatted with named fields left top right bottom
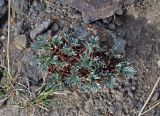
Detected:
left=14, top=34, right=27, bottom=50
left=157, top=60, right=160, bottom=68
left=30, top=20, right=52, bottom=39
left=51, top=23, right=59, bottom=32
left=152, top=92, right=159, bottom=101
left=113, top=37, right=126, bottom=54
left=104, top=29, right=126, bottom=53
left=62, top=0, right=122, bottom=23
left=20, top=52, right=43, bottom=82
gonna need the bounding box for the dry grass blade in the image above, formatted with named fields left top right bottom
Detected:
left=138, top=77, right=160, bottom=116
left=7, top=0, right=11, bottom=76
left=140, top=100, right=160, bottom=115
left=44, top=0, right=54, bottom=6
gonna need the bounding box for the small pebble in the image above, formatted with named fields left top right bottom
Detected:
left=14, top=34, right=27, bottom=50
left=51, top=23, right=59, bottom=32
left=157, top=60, right=160, bottom=68
left=152, top=92, right=159, bottom=101
left=108, top=23, right=116, bottom=30
left=0, top=36, right=5, bottom=40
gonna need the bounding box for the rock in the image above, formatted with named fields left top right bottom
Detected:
left=74, top=26, right=89, bottom=38
left=152, top=92, right=159, bottom=101
left=154, top=111, right=160, bottom=116
left=113, top=37, right=126, bottom=54
left=75, top=24, right=126, bottom=53
left=14, top=34, right=27, bottom=50
left=30, top=20, right=53, bottom=39
left=11, top=0, right=30, bottom=15
left=62, top=0, right=123, bottom=23
left=20, top=52, right=43, bottom=82
left=157, top=60, right=160, bottom=68
left=94, top=99, right=103, bottom=108
left=84, top=98, right=93, bottom=112
left=32, top=1, right=46, bottom=12
left=51, top=23, right=59, bottom=32
left=0, top=36, right=5, bottom=40
left=108, top=23, right=116, bottom=30
left=14, top=22, right=24, bottom=35
left=105, top=29, right=126, bottom=54
left=0, top=0, right=4, bottom=7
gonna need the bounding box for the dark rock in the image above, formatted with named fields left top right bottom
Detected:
left=84, top=98, right=93, bottom=112
left=154, top=111, right=160, bottom=116
left=82, top=24, right=126, bottom=53
left=0, top=97, right=8, bottom=107
left=62, top=0, right=123, bottom=23
left=105, top=29, right=126, bottom=53
left=0, top=40, right=3, bottom=49
left=0, top=3, right=7, bottom=28
left=0, top=66, right=4, bottom=81
left=48, top=110, right=59, bottom=116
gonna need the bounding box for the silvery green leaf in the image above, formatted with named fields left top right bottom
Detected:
left=103, top=74, right=115, bottom=88
left=122, top=66, right=136, bottom=78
